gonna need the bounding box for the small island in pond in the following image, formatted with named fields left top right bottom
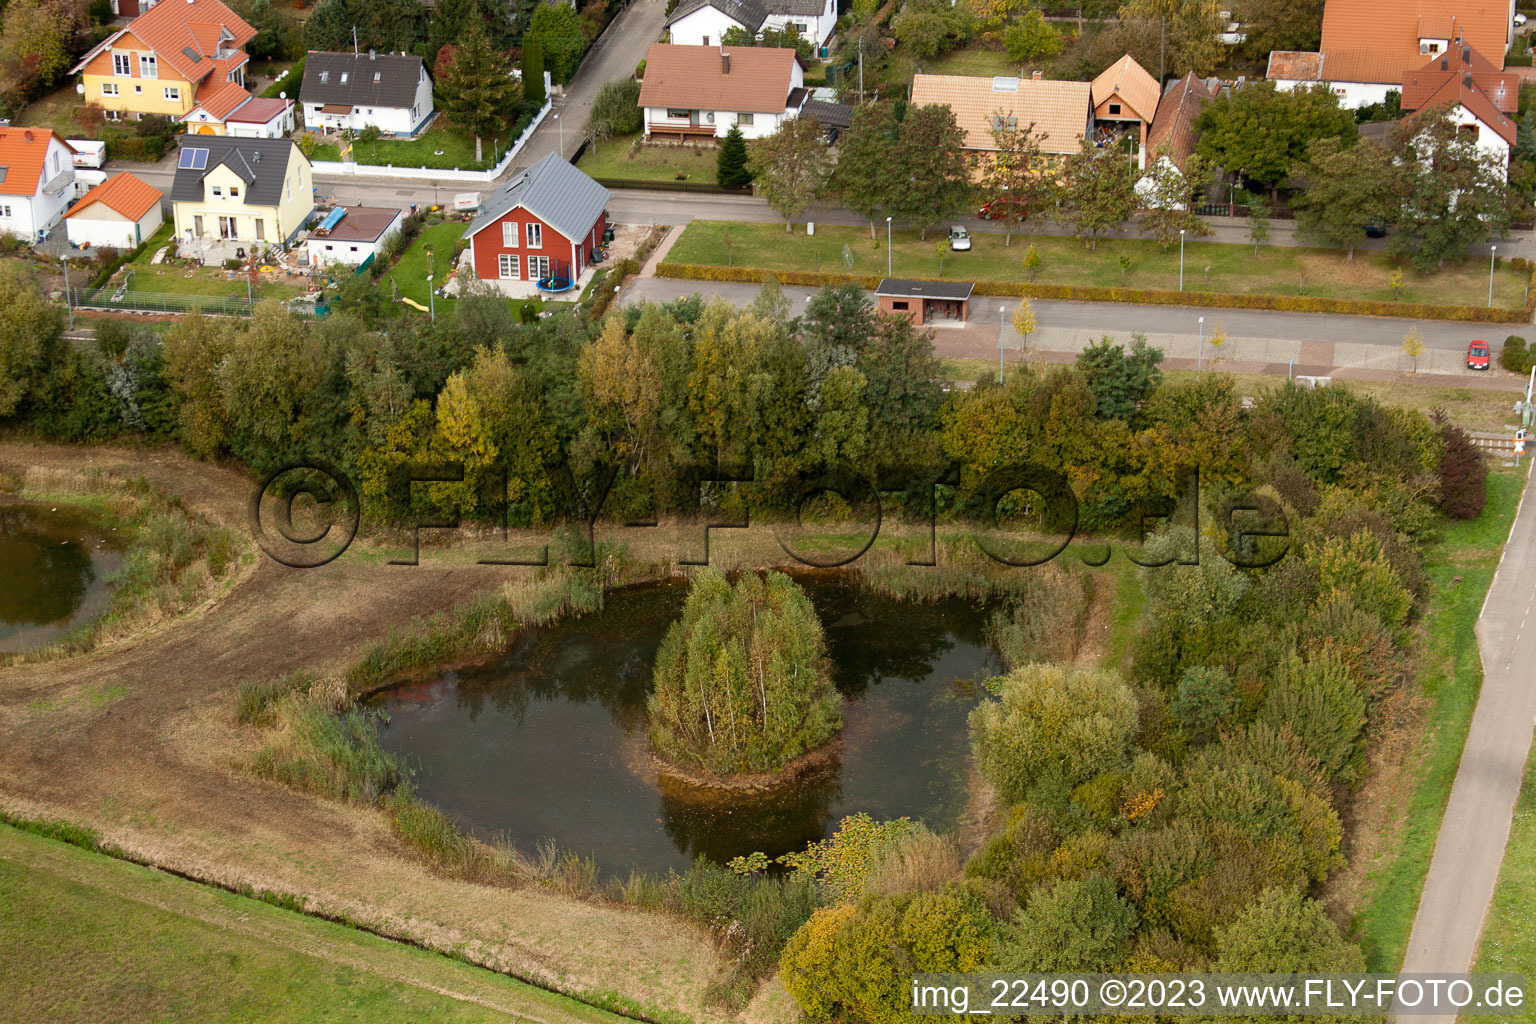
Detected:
left=646, top=569, right=843, bottom=782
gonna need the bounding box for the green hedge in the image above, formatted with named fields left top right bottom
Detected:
left=654, top=262, right=1536, bottom=324
left=104, top=136, right=167, bottom=162
left=261, top=57, right=305, bottom=99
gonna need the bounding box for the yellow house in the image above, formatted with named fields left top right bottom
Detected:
left=169, top=137, right=314, bottom=254
left=69, top=0, right=256, bottom=123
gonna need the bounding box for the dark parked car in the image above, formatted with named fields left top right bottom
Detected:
left=1365, top=223, right=1387, bottom=238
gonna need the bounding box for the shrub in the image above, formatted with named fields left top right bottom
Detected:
left=647, top=569, right=842, bottom=776
left=969, top=664, right=1139, bottom=803
left=1170, top=666, right=1237, bottom=744
left=994, top=875, right=1138, bottom=972
left=223, top=258, right=243, bottom=271
left=1213, top=887, right=1366, bottom=973
left=779, top=812, right=921, bottom=904
left=1501, top=334, right=1533, bottom=373
left=252, top=702, right=401, bottom=803
left=1434, top=410, right=1489, bottom=520
left=1258, top=653, right=1366, bottom=784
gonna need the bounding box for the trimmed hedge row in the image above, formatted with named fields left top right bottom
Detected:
left=653, top=262, right=1536, bottom=324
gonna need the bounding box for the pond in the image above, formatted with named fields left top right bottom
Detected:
left=0, top=502, right=122, bottom=654
left=371, top=575, right=1005, bottom=875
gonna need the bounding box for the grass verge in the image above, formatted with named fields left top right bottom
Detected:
left=1350, top=464, right=1528, bottom=970
left=576, top=134, right=720, bottom=184
left=0, top=821, right=637, bottom=1024
left=1471, top=742, right=1536, bottom=1018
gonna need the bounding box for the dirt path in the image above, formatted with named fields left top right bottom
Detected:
left=0, top=441, right=727, bottom=1024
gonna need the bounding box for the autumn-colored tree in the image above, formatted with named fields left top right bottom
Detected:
left=982, top=117, right=1051, bottom=245
left=746, top=117, right=834, bottom=232
left=0, top=261, right=63, bottom=418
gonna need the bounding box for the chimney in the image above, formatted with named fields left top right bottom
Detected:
left=1441, top=57, right=1449, bottom=70
left=1031, top=69, right=1042, bottom=80
left=721, top=51, right=730, bottom=74
left=1465, top=72, right=1474, bottom=87
left=22, top=129, right=32, bottom=142
left=369, top=48, right=376, bottom=59
left=1463, top=46, right=1471, bottom=63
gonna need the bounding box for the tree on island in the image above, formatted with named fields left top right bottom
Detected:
left=648, top=569, right=842, bottom=776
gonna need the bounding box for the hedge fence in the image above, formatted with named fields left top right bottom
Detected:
left=654, top=261, right=1536, bottom=325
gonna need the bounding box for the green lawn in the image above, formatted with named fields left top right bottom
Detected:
left=922, top=42, right=1023, bottom=78
left=387, top=220, right=467, bottom=316
left=1473, top=742, right=1536, bottom=1019
left=309, top=123, right=507, bottom=171
left=576, top=133, right=720, bottom=184
left=0, top=823, right=632, bottom=1024
left=1351, top=465, right=1530, bottom=970
left=667, top=220, right=1530, bottom=307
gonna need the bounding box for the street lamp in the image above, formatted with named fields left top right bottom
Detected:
left=886, top=216, right=893, bottom=276
left=999, top=304, right=1007, bottom=380
left=1197, top=315, right=1205, bottom=373
left=1489, top=245, right=1498, bottom=307
left=60, top=255, right=72, bottom=330
left=554, top=113, right=562, bottom=159
left=427, top=272, right=435, bottom=322
left=1179, top=228, right=1186, bottom=292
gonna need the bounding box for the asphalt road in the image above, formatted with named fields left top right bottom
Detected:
left=621, top=276, right=1517, bottom=351
left=1399, top=463, right=1536, bottom=1016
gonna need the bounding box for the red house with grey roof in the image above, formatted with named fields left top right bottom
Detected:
left=462, top=154, right=611, bottom=296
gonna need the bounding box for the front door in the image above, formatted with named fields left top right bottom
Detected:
left=193, top=215, right=204, bottom=237
left=219, top=216, right=237, bottom=239
left=528, top=255, right=551, bottom=281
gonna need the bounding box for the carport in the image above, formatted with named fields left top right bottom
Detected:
left=875, top=278, right=974, bottom=326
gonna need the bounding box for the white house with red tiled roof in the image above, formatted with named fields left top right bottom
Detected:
left=63, top=172, right=164, bottom=248
left=0, top=128, right=76, bottom=242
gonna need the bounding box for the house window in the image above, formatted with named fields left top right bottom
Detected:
left=1108, top=102, right=1121, bottom=115
left=0, top=205, right=11, bottom=218
left=410, top=104, right=418, bottom=119
left=139, top=54, right=157, bottom=78
left=498, top=253, right=520, bottom=279
left=324, top=244, right=333, bottom=250
left=255, top=219, right=264, bottom=239
left=134, top=85, right=142, bottom=94
left=1429, top=42, right=1440, bottom=53
left=373, top=71, right=381, bottom=82
left=104, top=109, right=122, bottom=121
left=101, top=83, right=118, bottom=96
left=738, top=112, right=754, bottom=125
left=163, top=86, right=180, bottom=101
left=526, top=223, right=542, bottom=248
left=350, top=245, right=358, bottom=252
left=320, top=71, right=329, bottom=83
left=112, top=53, right=131, bottom=76
left=892, top=300, right=909, bottom=310
left=528, top=255, right=550, bottom=280
left=340, top=72, right=349, bottom=83
left=666, top=108, right=690, bottom=119
left=229, top=186, right=239, bottom=197
left=702, top=35, right=709, bottom=44
left=502, top=221, right=519, bottom=247
left=212, top=185, right=222, bottom=196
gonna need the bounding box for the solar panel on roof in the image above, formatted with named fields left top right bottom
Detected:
left=181, top=46, right=202, bottom=63
left=178, top=148, right=209, bottom=170
left=317, top=207, right=346, bottom=232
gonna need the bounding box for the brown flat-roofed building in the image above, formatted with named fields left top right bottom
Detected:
left=875, top=278, right=973, bottom=326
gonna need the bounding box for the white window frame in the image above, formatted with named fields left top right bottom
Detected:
left=502, top=221, right=519, bottom=247
left=525, top=222, right=542, bottom=248
left=163, top=85, right=180, bottom=101
left=112, top=52, right=130, bottom=76
left=139, top=54, right=157, bottom=78
left=0, top=205, right=11, bottom=218
left=101, top=82, right=118, bottom=96
left=212, top=185, right=222, bottom=197
left=498, top=253, right=520, bottom=279
left=527, top=254, right=550, bottom=280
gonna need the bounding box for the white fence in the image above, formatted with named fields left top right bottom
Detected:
left=310, top=88, right=553, bottom=184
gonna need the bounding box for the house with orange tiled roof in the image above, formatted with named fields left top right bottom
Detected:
left=63, top=172, right=164, bottom=249
left=0, top=127, right=77, bottom=242
left=638, top=44, right=805, bottom=140
left=68, top=0, right=256, bottom=125
left=1091, top=55, right=1160, bottom=170
left=1266, top=0, right=1517, bottom=108
left=909, top=71, right=1093, bottom=176
left=1399, top=46, right=1518, bottom=176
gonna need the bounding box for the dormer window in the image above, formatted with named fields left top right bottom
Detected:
left=374, top=71, right=381, bottom=82
left=1109, top=102, right=1121, bottom=115
left=320, top=71, right=329, bottom=83
left=340, top=72, right=348, bottom=83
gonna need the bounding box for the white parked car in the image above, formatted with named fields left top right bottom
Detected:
left=948, top=225, right=971, bottom=251
left=1517, top=12, right=1527, bottom=26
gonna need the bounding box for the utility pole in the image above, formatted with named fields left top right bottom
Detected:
left=1159, top=17, right=1165, bottom=82
left=352, top=25, right=358, bottom=57
left=60, top=256, right=73, bottom=330
left=427, top=272, right=435, bottom=321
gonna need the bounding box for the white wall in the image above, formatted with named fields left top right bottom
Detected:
left=1272, top=77, right=1394, bottom=109
left=305, top=219, right=399, bottom=267
left=303, top=72, right=434, bottom=138
left=228, top=104, right=295, bottom=138
left=643, top=105, right=789, bottom=138
left=763, top=0, right=836, bottom=45
left=667, top=6, right=746, bottom=46
left=0, top=135, right=76, bottom=240
left=66, top=203, right=163, bottom=249
left=1447, top=102, right=1512, bottom=178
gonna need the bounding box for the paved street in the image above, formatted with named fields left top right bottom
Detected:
left=1399, top=463, right=1535, bottom=1020
left=620, top=276, right=1533, bottom=383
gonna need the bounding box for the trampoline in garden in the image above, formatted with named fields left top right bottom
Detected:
left=536, top=275, right=574, bottom=294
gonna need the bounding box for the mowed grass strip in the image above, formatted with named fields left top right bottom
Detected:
left=0, top=823, right=634, bottom=1024
left=1351, top=465, right=1529, bottom=970
left=667, top=220, right=1529, bottom=307
left=390, top=220, right=468, bottom=314
left=577, top=134, right=720, bottom=183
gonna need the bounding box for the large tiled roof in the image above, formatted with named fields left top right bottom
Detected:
left=65, top=172, right=162, bottom=222
left=301, top=51, right=428, bottom=110
left=909, top=74, right=1091, bottom=155
left=1319, top=0, right=1510, bottom=84
left=1091, top=54, right=1160, bottom=122
left=70, top=0, right=255, bottom=82
left=169, top=136, right=300, bottom=207
left=665, top=0, right=768, bottom=32
left=1266, top=50, right=1325, bottom=81
left=192, top=78, right=253, bottom=120
left=1147, top=71, right=1213, bottom=170
left=0, top=128, right=73, bottom=196
left=1407, top=73, right=1518, bottom=144
left=638, top=43, right=801, bottom=115
left=225, top=96, right=290, bottom=123
left=1402, top=45, right=1518, bottom=112
left=465, top=153, right=611, bottom=244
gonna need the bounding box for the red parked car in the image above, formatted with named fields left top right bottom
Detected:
left=977, top=196, right=1028, bottom=221
left=1467, top=340, right=1491, bottom=370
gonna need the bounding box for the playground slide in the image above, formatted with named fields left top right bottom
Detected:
left=400, top=297, right=429, bottom=312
